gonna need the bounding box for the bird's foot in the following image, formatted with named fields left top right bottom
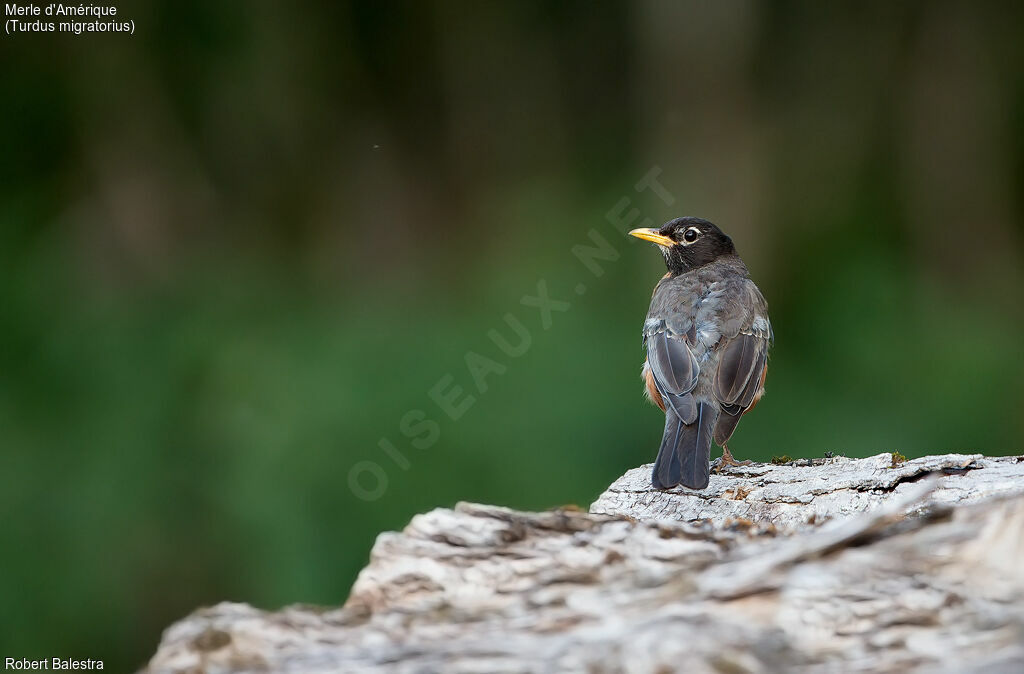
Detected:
left=712, top=445, right=752, bottom=473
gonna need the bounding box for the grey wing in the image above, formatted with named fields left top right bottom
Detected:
left=711, top=282, right=771, bottom=443
left=644, top=320, right=699, bottom=424
left=714, top=333, right=768, bottom=411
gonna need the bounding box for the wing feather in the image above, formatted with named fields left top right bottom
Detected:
left=645, top=327, right=700, bottom=425
left=648, top=331, right=698, bottom=395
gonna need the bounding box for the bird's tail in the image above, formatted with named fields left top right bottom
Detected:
left=652, top=401, right=718, bottom=490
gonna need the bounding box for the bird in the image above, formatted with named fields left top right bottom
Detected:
left=629, top=217, right=772, bottom=491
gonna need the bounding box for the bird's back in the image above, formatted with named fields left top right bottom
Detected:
left=646, top=256, right=766, bottom=368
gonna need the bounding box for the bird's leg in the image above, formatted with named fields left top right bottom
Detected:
left=712, top=443, right=753, bottom=472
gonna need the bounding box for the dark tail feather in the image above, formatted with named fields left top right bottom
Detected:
left=679, top=402, right=718, bottom=489
left=652, top=402, right=719, bottom=490
left=652, top=408, right=683, bottom=489
left=713, top=409, right=743, bottom=446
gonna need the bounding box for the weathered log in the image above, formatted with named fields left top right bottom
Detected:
left=144, top=453, right=1024, bottom=674
left=592, top=452, right=1024, bottom=527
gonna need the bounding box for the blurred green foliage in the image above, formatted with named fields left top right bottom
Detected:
left=2, top=1, right=1023, bottom=670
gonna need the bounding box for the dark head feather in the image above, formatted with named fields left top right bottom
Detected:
left=658, top=217, right=736, bottom=275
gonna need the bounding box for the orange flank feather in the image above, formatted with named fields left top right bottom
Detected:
left=643, top=360, right=666, bottom=412
left=745, top=363, right=768, bottom=413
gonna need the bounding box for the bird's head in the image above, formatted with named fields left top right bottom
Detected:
left=629, top=217, right=735, bottom=275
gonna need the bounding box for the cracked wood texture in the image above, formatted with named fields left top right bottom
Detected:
left=145, top=453, right=1024, bottom=674
left=591, top=452, right=1024, bottom=527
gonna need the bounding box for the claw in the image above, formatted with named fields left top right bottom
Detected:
left=712, top=444, right=753, bottom=473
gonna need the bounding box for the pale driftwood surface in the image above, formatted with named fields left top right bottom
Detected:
left=592, top=452, right=1024, bottom=528
left=145, top=453, right=1024, bottom=674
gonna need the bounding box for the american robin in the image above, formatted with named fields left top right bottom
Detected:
left=630, top=217, right=772, bottom=490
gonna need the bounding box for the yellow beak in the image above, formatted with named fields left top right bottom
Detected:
left=628, top=228, right=675, bottom=247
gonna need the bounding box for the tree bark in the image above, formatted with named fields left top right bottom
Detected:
left=144, top=453, right=1024, bottom=674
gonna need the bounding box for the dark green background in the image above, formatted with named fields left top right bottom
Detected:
left=2, top=1, right=1022, bottom=670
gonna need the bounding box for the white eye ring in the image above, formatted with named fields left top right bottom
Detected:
left=682, top=227, right=700, bottom=244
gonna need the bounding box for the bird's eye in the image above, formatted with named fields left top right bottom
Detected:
left=683, top=227, right=700, bottom=243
